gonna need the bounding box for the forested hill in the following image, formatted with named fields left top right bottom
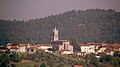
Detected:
left=0, top=9, right=120, bottom=45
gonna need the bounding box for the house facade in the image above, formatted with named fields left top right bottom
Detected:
left=37, top=44, right=52, bottom=50
left=80, top=44, right=99, bottom=54
left=51, top=40, right=73, bottom=54
left=79, top=43, right=120, bottom=57
left=7, top=43, right=37, bottom=54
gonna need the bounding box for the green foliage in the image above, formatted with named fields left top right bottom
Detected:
left=40, top=62, right=46, bottom=67
left=26, top=52, right=78, bottom=67
left=11, top=64, right=16, bottom=67
left=70, top=38, right=80, bottom=52
left=11, top=62, right=40, bottom=67
left=0, top=9, right=120, bottom=47
left=85, top=53, right=99, bottom=67
left=99, top=54, right=119, bottom=67
left=9, top=52, right=22, bottom=62
left=12, top=42, right=19, bottom=46
left=114, top=51, right=120, bottom=57
left=99, top=55, right=112, bottom=63
left=34, top=64, right=39, bottom=67
left=0, top=53, right=10, bottom=67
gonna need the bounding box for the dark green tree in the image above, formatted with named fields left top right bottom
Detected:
left=40, top=62, right=46, bottom=67
left=0, top=53, right=10, bottom=67
left=99, top=55, right=112, bottom=63
left=11, top=64, right=16, bottom=67
left=114, top=51, right=120, bottom=57
left=9, top=52, right=22, bottom=62
left=0, top=9, right=120, bottom=46
left=99, top=54, right=119, bottom=67
left=85, top=53, right=99, bottom=67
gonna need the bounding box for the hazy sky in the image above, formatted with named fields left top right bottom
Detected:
left=0, top=0, right=120, bottom=20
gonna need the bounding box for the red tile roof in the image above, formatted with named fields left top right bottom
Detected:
left=112, top=44, right=120, bottom=49
left=0, top=46, right=6, bottom=49
left=37, top=44, right=51, bottom=46
left=18, top=44, right=28, bottom=47
left=7, top=43, right=37, bottom=48
left=79, top=43, right=118, bottom=47
left=10, top=46, right=18, bottom=49
left=74, top=64, right=83, bottom=67
left=79, top=44, right=89, bottom=46
left=7, top=43, right=12, bottom=46
left=106, top=47, right=114, bottom=51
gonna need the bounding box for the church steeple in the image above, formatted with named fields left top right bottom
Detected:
left=53, top=26, right=59, bottom=41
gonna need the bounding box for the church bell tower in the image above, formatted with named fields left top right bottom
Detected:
left=53, top=26, right=59, bottom=41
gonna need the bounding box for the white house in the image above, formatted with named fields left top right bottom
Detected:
left=37, top=44, right=52, bottom=50
left=61, top=50, right=73, bottom=54
left=80, top=44, right=95, bottom=54
left=7, top=43, right=37, bottom=53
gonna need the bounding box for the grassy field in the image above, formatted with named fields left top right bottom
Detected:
left=9, top=52, right=76, bottom=67
left=10, top=61, right=40, bottom=67
left=10, top=61, right=71, bottom=67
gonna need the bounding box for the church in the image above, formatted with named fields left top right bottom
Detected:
left=51, top=27, right=73, bottom=54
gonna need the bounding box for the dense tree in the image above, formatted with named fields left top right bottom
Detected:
left=99, top=54, right=119, bottom=67
left=0, top=9, right=120, bottom=48
left=85, top=53, right=99, bottom=67
left=9, top=52, right=22, bottom=62
left=40, top=62, right=46, bottom=67
left=99, top=55, right=112, bottom=63
left=0, top=53, right=10, bottom=67
left=114, top=51, right=120, bottom=57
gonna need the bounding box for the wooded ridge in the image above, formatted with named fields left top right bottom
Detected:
left=0, top=9, right=120, bottom=45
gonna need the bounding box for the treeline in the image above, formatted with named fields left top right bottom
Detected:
left=0, top=9, right=120, bottom=45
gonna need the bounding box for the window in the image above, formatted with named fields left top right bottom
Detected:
left=31, top=49, right=33, bottom=52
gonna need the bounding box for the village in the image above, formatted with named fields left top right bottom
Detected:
left=0, top=27, right=120, bottom=67
left=0, top=27, right=120, bottom=55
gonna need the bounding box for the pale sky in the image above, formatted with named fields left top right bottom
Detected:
left=0, top=0, right=120, bottom=20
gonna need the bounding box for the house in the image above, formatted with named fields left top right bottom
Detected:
left=112, top=44, right=120, bottom=51
left=37, top=44, right=52, bottom=50
left=79, top=43, right=115, bottom=56
left=18, top=44, right=28, bottom=53
left=96, top=43, right=110, bottom=53
left=79, top=44, right=97, bottom=54
left=97, top=46, right=107, bottom=53
left=7, top=43, right=37, bottom=54
left=0, top=46, right=9, bottom=53
left=61, top=50, right=73, bottom=55
left=96, top=43, right=114, bottom=56
left=26, top=44, right=37, bottom=54
left=7, top=43, right=19, bottom=53
left=73, top=64, right=83, bottom=67
left=7, top=43, right=28, bottom=53
left=76, top=52, right=86, bottom=57
left=9, top=46, right=19, bottom=53
left=36, top=44, right=52, bottom=53
left=104, top=44, right=114, bottom=56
